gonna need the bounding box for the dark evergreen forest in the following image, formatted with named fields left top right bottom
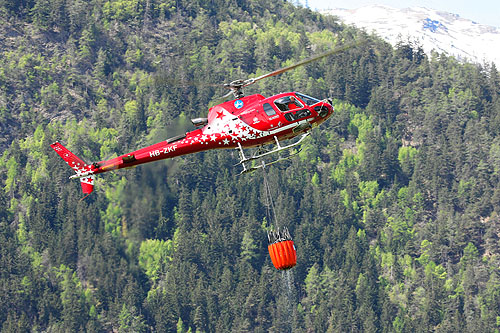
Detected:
left=1, top=0, right=499, bottom=331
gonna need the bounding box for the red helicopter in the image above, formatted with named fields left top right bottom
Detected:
left=51, top=45, right=352, bottom=195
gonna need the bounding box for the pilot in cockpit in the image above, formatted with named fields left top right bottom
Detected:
left=287, top=96, right=300, bottom=110
left=274, top=96, right=302, bottom=112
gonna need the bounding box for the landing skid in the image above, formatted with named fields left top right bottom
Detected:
left=235, top=132, right=310, bottom=174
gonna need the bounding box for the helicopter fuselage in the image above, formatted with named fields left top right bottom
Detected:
left=93, top=92, right=331, bottom=173
left=53, top=91, right=333, bottom=187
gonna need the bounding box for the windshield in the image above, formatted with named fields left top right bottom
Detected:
left=296, top=93, right=320, bottom=106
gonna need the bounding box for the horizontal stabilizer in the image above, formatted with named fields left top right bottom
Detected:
left=50, top=142, right=95, bottom=195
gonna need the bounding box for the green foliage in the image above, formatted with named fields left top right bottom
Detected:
left=57, top=264, right=91, bottom=330
left=138, top=238, right=173, bottom=284
left=311, top=172, right=319, bottom=186
left=103, top=0, right=144, bottom=22
left=332, top=149, right=359, bottom=185
left=398, top=145, right=418, bottom=175
left=118, top=304, right=147, bottom=332
left=3, top=155, right=18, bottom=194
left=240, top=230, right=258, bottom=263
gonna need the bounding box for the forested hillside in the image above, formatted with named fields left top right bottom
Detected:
left=1, top=0, right=500, bottom=331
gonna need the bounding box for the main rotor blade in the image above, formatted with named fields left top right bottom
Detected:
left=251, top=41, right=363, bottom=84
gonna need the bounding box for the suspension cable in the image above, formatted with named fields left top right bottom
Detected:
left=261, top=161, right=280, bottom=230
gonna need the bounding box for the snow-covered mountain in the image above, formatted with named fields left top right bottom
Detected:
left=321, top=5, right=500, bottom=67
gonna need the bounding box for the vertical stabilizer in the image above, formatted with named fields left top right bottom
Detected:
left=50, top=142, right=95, bottom=194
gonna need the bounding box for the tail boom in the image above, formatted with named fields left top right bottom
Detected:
left=51, top=129, right=216, bottom=193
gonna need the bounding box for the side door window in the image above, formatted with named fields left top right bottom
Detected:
left=274, top=96, right=309, bottom=122
left=274, top=96, right=303, bottom=112
left=263, top=103, right=276, bottom=116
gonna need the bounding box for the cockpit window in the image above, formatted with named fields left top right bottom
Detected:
left=296, top=93, right=320, bottom=106
left=274, top=96, right=303, bottom=112
left=263, top=103, right=276, bottom=116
